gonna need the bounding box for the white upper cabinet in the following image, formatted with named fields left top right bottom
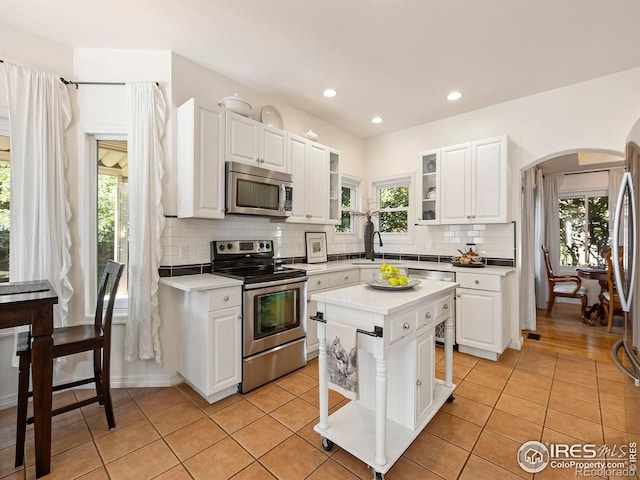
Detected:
left=287, top=134, right=330, bottom=224
left=225, top=111, right=288, bottom=172
left=440, top=135, right=508, bottom=224
left=177, top=98, right=225, bottom=219
left=416, top=149, right=440, bottom=224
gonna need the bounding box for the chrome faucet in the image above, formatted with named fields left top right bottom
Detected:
left=371, top=231, right=383, bottom=261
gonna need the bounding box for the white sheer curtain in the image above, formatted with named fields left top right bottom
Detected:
left=3, top=62, right=73, bottom=328
left=534, top=168, right=547, bottom=308
left=125, top=83, right=166, bottom=364
left=520, top=168, right=536, bottom=330
left=608, top=167, right=625, bottom=244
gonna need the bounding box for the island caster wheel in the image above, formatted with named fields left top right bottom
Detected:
left=373, top=471, right=384, bottom=480
left=321, top=437, right=333, bottom=451
left=447, top=394, right=455, bottom=403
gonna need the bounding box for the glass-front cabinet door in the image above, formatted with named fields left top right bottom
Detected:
left=417, top=149, right=439, bottom=224
left=328, top=148, right=341, bottom=225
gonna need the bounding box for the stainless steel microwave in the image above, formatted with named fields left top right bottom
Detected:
left=226, top=162, right=293, bottom=217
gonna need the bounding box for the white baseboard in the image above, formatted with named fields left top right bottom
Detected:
left=508, top=336, right=523, bottom=350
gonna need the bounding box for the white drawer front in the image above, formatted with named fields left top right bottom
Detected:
left=389, top=310, right=416, bottom=344
left=417, top=302, right=436, bottom=331
left=456, top=272, right=501, bottom=292
left=208, top=287, right=242, bottom=310
left=329, top=269, right=360, bottom=288
left=436, top=295, right=454, bottom=323
left=308, top=273, right=331, bottom=292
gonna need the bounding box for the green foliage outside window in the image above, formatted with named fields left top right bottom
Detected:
left=335, top=186, right=352, bottom=233
left=559, top=195, right=608, bottom=266
left=97, top=175, right=117, bottom=282
left=378, top=185, right=409, bottom=233
left=0, top=161, right=9, bottom=275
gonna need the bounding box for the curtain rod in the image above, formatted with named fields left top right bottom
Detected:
left=544, top=166, right=624, bottom=177
left=0, top=59, right=158, bottom=88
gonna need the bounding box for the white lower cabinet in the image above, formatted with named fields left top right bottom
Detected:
left=455, top=272, right=509, bottom=360
left=415, top=329, right=435, bottom=425
left=178, top=286, right=242, bottom=402
left=306, top=269, right=359, bottom=359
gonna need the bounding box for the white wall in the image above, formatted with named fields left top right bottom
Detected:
left=364, top=67, right=640, bottom=351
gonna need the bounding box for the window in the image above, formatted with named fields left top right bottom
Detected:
left=96, top=139, right=129, bottom=306
left=0, top=134, right=8, bottom=282
left=376, top=179, right=410, bottom=234
left=335, top=176, right=360, bottom=234
left=559, top=193, right=609, bottom=266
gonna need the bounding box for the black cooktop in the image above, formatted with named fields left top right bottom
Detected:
left=215, top=266, right=306, bottom=285
left=211, top=240, right=306, bottom=285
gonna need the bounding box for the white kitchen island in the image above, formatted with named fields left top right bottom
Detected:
left=311, top=280, right=458, bottom=480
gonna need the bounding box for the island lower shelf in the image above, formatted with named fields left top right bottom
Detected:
left=313, top=379, right=455, bottom=475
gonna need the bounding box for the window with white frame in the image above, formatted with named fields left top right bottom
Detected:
left=374, top=176, right=411, bottom=234
left=335, top=176, right=361, bottom=234
left=84, top=134, right=129, bottom=314
left=559, top=190, right=609, bottom=267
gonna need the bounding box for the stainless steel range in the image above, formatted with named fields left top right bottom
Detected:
left=211, top=240, right=307, bottom=393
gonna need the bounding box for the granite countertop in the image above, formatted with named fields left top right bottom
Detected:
left=159, top=274, right=242, bottom=292
left=311, top=280, right=457, bottom=315
left=285, top=259, right=514, bottom=276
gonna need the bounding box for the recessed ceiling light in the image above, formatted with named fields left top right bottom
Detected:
left=371, top=116, right=383, bottom=124
left=447, top=91, right=463, bottom=101
left=323, top=88, right=337, bottom=98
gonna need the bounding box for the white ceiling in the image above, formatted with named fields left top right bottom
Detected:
left=1, top=0, right=639, bottom=138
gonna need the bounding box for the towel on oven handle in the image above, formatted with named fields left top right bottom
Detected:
left=326, top=321, right=358, bottom=400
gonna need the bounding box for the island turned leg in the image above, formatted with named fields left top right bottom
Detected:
left=318, top=323, right=329, bottom=432
left=444, top=316, right=454, bottom=387
left=374, top=355, right=388, bottom=467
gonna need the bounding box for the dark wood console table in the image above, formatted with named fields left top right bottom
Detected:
left=576, top=267, right=608, bottom=325
left=0, top=280, right=58, bottom=477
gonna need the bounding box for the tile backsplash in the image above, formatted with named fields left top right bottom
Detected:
left=160, top=216, right=515, bottom=267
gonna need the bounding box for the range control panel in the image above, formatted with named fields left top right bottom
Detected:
left=213, top=240, right=272, bottom=255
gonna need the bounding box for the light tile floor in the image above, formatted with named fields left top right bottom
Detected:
left=1, top=347, right=639, bottom=479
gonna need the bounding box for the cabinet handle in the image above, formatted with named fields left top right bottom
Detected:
left=416, top=379, right=422, bottom=387
left=426, top=312, right=432, bottom=319
left=403, top=322, right=410, bottom=330
left=223, top=295, right=229, bottom=301
left=443, top=304, right=449, bottom=310
left=474, top=280, right=479, bottom=285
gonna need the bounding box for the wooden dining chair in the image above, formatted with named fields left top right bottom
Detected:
left=15, top=261, right=124, bottom=467
left=541, top=245, right=588, bottom=321
left=599, top=247, right=624, bottom=333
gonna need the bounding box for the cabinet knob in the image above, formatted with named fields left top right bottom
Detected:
left=403, top=322, right=410, bottom=330
left=475, top=280, right=479, bottom=285
left=344, top=276, right=349, bottom=280
left=416, top=379, right=422, bottom=387
left=223, top=295, right=229, bottom=301
left=457, top=294, right=461, bottom=298
left=471, top=215, right=476, bottom=218
left=317, top=280, right=322, bottom=285
left=443, top=304, right=449, bottom=309
left=426, top=312, right=432, bottom=319
left=466, top=215, right=471, bottom=219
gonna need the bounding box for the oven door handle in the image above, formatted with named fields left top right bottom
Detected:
left=243, top=276, right=308, bottom=290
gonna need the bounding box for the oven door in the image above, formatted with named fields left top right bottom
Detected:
left=243, top=278, right=307, bottom=357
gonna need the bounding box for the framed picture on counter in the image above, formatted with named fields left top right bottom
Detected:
left=305, top=232, right=327, bottom=264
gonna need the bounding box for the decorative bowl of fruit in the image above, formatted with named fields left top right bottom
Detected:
left=366, top=264, right=421, bottom=291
